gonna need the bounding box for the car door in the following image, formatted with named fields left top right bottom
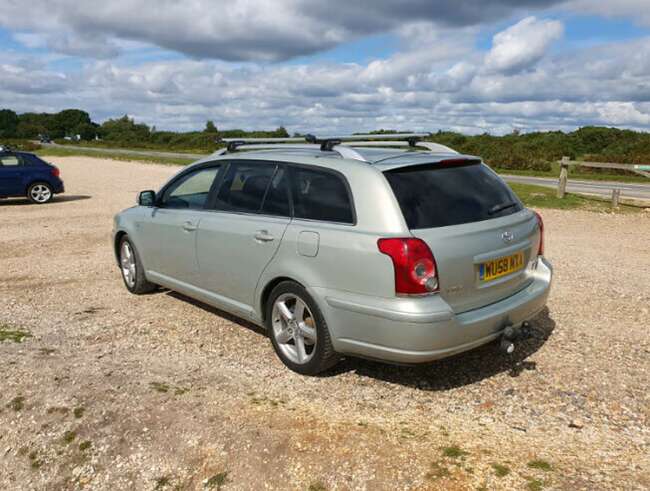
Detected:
left=195, top=161, right=291, bottom=316
left=0, top=153, right=25, bottom=196
left=138, top=164, right=222, bottom=288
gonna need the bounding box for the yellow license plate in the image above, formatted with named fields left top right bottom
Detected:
left=479, top=251, right=525, bottom=282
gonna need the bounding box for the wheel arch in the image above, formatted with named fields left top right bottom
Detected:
left=259, top=276, right=306, bottom=323
left=25, top=179, right=51, bottom=195
left=113, top=231, right=128, bottom=266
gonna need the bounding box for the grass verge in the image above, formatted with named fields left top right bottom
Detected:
left=36, top=147, right=195, bottom=166
left=509, top=183, right=642, bottom=212
left=495, top=161, right=649, bottom=184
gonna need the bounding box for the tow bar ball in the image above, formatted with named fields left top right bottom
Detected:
left=500, top=338, right=516, bottom=354
left=499, top=321, right=532, bottom=355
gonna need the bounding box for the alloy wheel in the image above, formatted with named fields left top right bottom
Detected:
left=271, top=293, right=317, bottom=365
left=30, top=184, right=51, bottom=203
left=120, top=241, right=137, bottom=288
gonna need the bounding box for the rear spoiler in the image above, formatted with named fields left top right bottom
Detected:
left=379, top=156, right=482, bottom=171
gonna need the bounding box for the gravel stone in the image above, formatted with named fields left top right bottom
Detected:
left=1, top=156, right=649, bottom=490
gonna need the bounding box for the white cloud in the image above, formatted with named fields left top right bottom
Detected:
left=485, top=16, right=564, bottom=74
left=564, top=0, right=650, bottom=27
left=0, top=0, right=562, bottom=61
left=1, top=9, right=650, bottom=135
left=4, top=32, right=650, bottom=135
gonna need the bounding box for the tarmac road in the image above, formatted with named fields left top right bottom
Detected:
left=503, top=174, right=650, bottom=201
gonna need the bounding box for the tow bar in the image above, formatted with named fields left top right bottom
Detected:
left=499, top=321, right=532, bottom=354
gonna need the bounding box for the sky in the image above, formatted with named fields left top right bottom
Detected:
left=1, top=0, right=650, bottom=135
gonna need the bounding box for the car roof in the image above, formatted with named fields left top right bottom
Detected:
left=195, top=146, right=479, bottom=172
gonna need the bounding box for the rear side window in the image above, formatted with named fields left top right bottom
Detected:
left=384, top=162, right=523, bottom=229
left=216, top=163, right=276, bottom=213
left=0, top=155, right=22, bottom=167
left=290, top=167, right=354, bottom=224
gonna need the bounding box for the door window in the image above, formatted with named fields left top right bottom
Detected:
left=160, top=165, right=220, bottom=209
left=289, top=167, right=354, bottom=224
left=215, top=163, right=276, bottom=213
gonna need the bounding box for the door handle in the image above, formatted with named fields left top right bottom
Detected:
left=182, top=221, right=198, bottom=232
left=254, top=230, right=275, bottom=242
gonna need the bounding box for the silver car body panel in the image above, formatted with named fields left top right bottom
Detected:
left=113, top=146, right=552, bottom=364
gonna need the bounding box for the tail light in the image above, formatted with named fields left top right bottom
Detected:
left=51, top=167, right=60, bottom=178
left=533, top=211, right=544, bottom=256
left=378, top=238, right=439, bottom=295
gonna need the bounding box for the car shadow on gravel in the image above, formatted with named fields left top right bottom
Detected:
left=0, top=195, right=91, bottom=206
left=329, top=308, right=556, bottom=391
left=164, top=290, right=554, bottom=391
left=166, top=291, right=267, bottom=336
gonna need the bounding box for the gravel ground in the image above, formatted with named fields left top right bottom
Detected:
left=1, top=156, right=649, bottom=491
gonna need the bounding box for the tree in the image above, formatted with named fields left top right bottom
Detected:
left=273, top=126, right=289, bottom=138
left=204, top=120, right=218, bottom=133
left=0, top=109, right=19, bottom=138
left=99, top=115, right=150, bottom=143
left=16, top=121, right=46, bottom=139
left=52, top=109, right=92, bottom=138
left=75, top=122, right=99, bottom=140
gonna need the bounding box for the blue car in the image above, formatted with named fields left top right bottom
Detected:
left=0, top=148, right=64, bottom=204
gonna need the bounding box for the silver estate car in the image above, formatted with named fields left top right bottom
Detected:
left=112, top=134, right=552, bottom=375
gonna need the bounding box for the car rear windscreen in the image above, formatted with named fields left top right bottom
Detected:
left=384, top=162, right=523, bottom=229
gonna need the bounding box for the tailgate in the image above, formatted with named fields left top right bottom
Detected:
left=413, top=210, right=540, bottom=313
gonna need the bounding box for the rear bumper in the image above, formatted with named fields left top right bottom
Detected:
left=52, top=179, right=65, bottom=194
left=312, top=257, right=552, bottom=364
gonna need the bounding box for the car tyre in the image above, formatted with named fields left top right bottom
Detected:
left=266, top=281, right=339, bottom=375
left=118, top=235, right=156, bottom=294
left=27, top=182, right=53, bottom=204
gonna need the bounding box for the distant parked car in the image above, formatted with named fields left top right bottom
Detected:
left=0, top=149, right=64, bottom=203
left=39, top=135, right=52, bottom=144
left=113, top=133, right=551, bottom=375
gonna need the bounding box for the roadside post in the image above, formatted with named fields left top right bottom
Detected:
left=557, top=156, right=569, bottom=199
left=611, top=189, right=621, bottom=207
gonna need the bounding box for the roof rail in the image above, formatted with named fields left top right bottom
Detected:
left=340, top=140, right=458, bottom=154
left=305, top=132, right=431, bottom=151
left=214, top=132, right=457, bottom=160
left=219, top=137, right=305, bottom=152
left=216, top=141, right=368, bottom=161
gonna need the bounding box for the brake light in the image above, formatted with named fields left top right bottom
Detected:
left=51, top=167, right=60, bottom=178
left=437, top=158, right=481, bottom=167
left=378, top=238, right=439, bottom=295
left=533, top=211, right=544, bottom=256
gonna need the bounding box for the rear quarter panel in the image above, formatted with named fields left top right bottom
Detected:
left=21, top=158, right=61, bottom=194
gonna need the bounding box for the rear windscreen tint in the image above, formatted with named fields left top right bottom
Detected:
left=384, top=163, right=523, bottom=229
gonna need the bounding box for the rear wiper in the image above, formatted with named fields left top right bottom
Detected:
left=488, top=201, right=517, bottom=215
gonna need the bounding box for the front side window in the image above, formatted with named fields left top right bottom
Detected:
left=215, top=163, right=276, bottom=213
left=290, top=167, right=354, bottom=224
left=0, top=155, right=22, bottom=167
left=160, top=165, right=220, bottom=209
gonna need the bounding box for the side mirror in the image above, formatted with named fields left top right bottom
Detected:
left=138, top=190, right=156, bottom=207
